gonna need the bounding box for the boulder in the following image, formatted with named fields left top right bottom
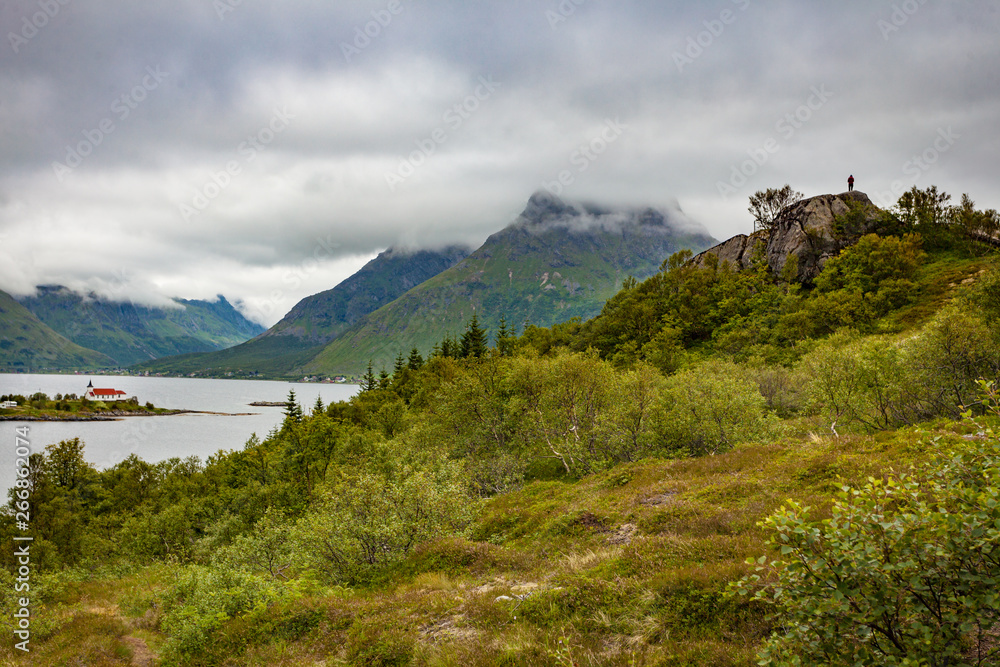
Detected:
left=691, top=191, right=881, bottom=283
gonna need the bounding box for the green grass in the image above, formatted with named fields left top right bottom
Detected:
left=20, top=418, right=971, bottom=666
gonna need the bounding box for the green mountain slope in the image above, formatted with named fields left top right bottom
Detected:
left=302, top=192, right=717, bottom=375
left=266, top=245, right=473, bottom=344
left=135, top=245, right=472, bottom=377
left=16, top=287, right=265, bottom=367
left=0, top=289, right=115, bottom=372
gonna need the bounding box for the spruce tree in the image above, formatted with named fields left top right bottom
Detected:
left=284, top=390, right=304, bottom=423
left=360, top=360, right=377, bottom=392
left=460, top=313, right=488, bottom=359
left=393, top=352, right=406, bottom=377
left=407, top=348, right=424, bottom=370
left=495, top=314, right=514, bottom=357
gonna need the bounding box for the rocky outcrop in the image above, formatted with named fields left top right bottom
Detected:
left=692, top=191, right=881, bottom=283
left=690, top=231, right=769, bottom=272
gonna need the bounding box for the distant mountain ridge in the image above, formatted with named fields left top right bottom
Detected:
left=264, top=245, right=473, bottom=344
left=302, top=192, right=717, bottom=375
left=0, top=289, right=114, bottom=372
left=15, top=287, right=265, bottom=367
left=134, top=244, right=473, bottom=376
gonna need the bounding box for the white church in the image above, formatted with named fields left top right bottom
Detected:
left=85, top=380, right=128, bottom=401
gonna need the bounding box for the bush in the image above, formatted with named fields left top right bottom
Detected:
left=158, top=565, right=288, bottom=660
left=294, top=458, right=474, bottom=583
left=734, top=387, right=1000, bottom=665
left=660, top=359, right=779, bottom=455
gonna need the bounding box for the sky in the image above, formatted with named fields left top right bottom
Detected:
left=0, top=0, right=997, bottom=326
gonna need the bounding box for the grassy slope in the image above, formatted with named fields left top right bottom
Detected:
left=0, top=289, right=115, bottom=372
left=132, top=336, right=326, bottom=378
left=16, top=289, right=264, bottom=367
left=17, top=421, right=977, bottom=666
left=303, top=224, right=715, bottom=376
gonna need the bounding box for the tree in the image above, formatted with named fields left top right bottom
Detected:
left=494, top=314, right=515, bottom=357
left=283, top=390, right=303, bottom=423
left=734, top=391, right=1000, bottom=665
left=895, top=185, right=951, bottom=228
left=460, top=313, right=488, bottom=359
left=393, top=352, right=405, bottom=377
left=748, top=185, right=803, bottom=232
left=407, top=348, right=424, bottom=371
left=360, top=361, right=377, bottom=393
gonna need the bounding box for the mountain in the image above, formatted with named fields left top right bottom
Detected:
left=0, top=289, right=115, bottom=372
left=302, top=192, right=717, bottom=375
left=15, top=287, right=265, bottom=367
left=264, top=245, right=473, bottom=344
left=134, top=245, right=472, bottom=376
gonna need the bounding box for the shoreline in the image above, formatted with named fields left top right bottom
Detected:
left=0, top=409, right=259, bottom=422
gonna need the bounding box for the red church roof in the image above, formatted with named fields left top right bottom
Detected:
left=91, top=388, right=126, bottom=397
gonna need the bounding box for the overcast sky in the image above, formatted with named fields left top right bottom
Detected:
left=1, top=1, right=997, bottom=325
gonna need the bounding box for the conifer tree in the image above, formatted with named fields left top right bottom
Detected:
left=495, top=314, right=514, bottom=357
left=393, top=352, right=406, bottom=377
left=283, top=390, right=304, bottom=423
left=360, top=360, right=377, bottom=392
left=460, top=313, right=488, bottom=359
left=407, top=348, right=424, bottom=370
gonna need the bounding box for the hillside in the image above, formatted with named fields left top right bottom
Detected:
left=135, top=245, right=472, bottom=377
left=302, top=192, right=717, bottom=375
left=16, top=287, right=265, bottom=367
left=0, top=289, right=114, bottom=372
left=266, top=245, right=473, bottom=344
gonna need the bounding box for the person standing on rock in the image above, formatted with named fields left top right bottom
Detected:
left=848, top=175, right=855, bottom=192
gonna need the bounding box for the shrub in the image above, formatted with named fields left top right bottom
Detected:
left=660, top=359, right=778, bottom=455
left=734, top=388, right=1000, bottom=665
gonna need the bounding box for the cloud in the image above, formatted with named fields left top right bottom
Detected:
left=0, top=1, right=997, bottom=325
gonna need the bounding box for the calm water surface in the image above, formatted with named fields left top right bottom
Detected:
left=1, top=374, right=358, bottom=492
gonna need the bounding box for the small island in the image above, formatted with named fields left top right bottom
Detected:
left=0, top=381, right=256, bottom=421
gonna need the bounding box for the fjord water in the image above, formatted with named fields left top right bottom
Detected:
left=0, top=374, right=358, bottom=493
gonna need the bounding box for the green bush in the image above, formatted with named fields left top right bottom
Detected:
left=660, top=359, right=779, bottom=455
left=735, top=389, right=1000, bottom=665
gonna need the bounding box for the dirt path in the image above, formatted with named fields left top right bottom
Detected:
left=88, top=605, right=159, bottom=666
left=123, top=636, right=157, bottom=667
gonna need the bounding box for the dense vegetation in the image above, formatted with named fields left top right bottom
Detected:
left=3, top=186, right=999, bottom=665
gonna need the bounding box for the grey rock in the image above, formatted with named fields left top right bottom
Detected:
left=691, top=191, right=881, bottom=283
